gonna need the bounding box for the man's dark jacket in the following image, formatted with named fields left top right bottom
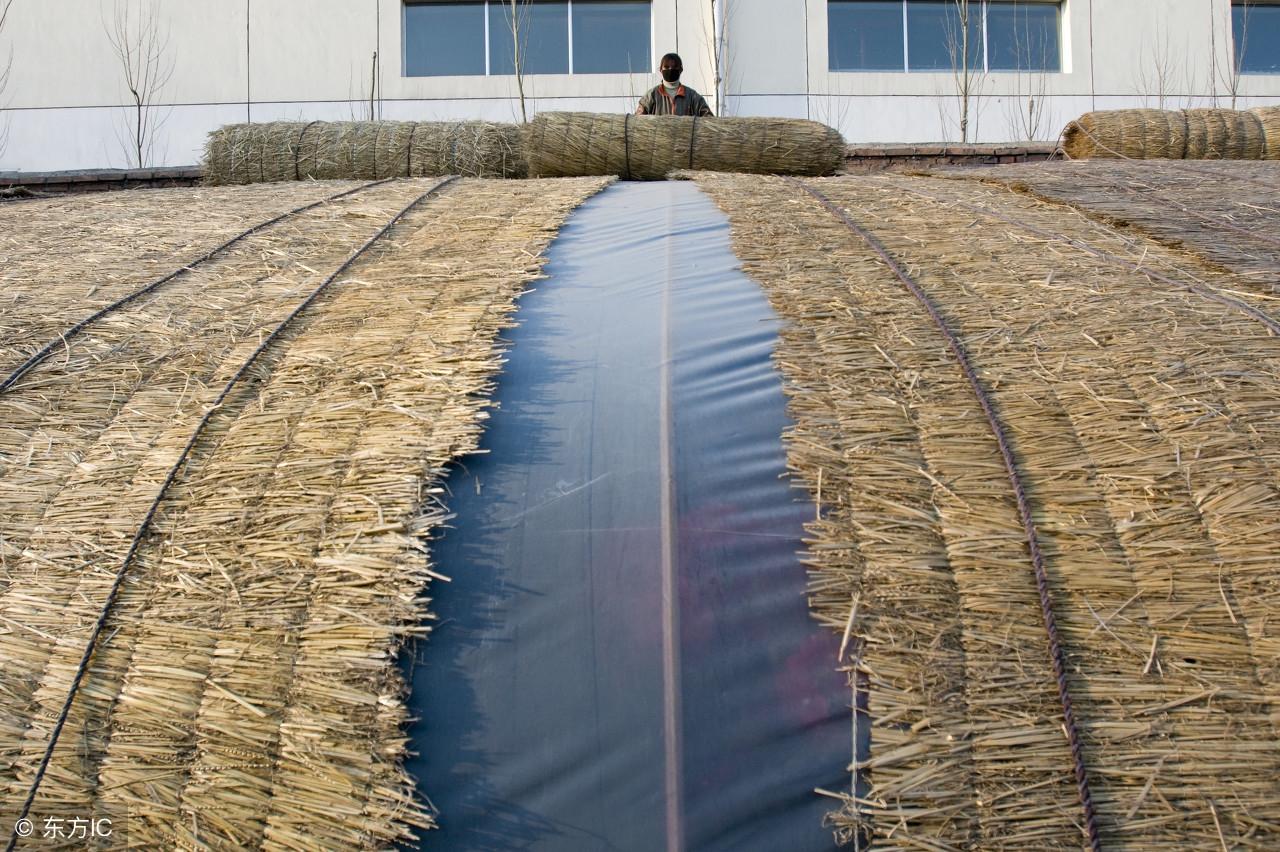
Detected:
left=636, top=84, right=714, bottom=117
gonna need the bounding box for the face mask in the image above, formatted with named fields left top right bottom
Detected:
left=661, top=68, right=681, bottom=83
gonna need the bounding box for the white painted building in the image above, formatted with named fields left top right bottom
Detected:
left=0, top=0, right=1278, bottom=171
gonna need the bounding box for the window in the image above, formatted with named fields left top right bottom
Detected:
left=489, top=2, right=569, bottom=74
left=987, top=1, right=1060, bottom=71
left=828, top=1, right=903, bottom=71
left=907, top=1, right=983, bottom=71
left=405, top=4, right=486, bottom=77
left=573, top=2, right=651, bottom=74
left=404, top=1, right=652, bottom=77
left=828, top=1, right=1061, bottom=72
left=1234, top=1, right=1280, bottom=74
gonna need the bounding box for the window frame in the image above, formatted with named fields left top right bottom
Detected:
left=402, top=0, right=654, bottom=77
left=1232, top=0, right=1280, bottom=75
left=827, top=0, right=1063, bottom=74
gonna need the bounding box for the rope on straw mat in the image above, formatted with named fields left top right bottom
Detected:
left=522, top=112, right=846, bottom=179
left=203, top=120, right=526, bottom=185
left=1061, top=107, right=1278, bottom=160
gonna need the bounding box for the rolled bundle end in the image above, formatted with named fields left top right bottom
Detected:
left=202, top=120, right=525, bottom=185
left=1060, top=117, right=1098, bottom=159
left=1250, top=106, right=1280, bottom=160
left=523, top=112, right=845, bottom=179
left=202, top=126, right=234, bottom=186
left=1061, top=109, right=1180, bottom=159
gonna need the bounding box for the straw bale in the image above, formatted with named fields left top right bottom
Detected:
left=523, top=111, right=845, bottom=179
left=1063, top=109, right=1187, bottom=159
left=693, top=170, right=1280, bottom=848
left=298, top=121, right=378, bottom=181
left=1184, top=108, right=1266, bottom=159
left=1063, top=108, right=1267, bottom=159
left=408, top=120, right=525, bottom=179
left=203, top=121, right=525, bottom=186
left=1252, top=106, right=1280, bottom=159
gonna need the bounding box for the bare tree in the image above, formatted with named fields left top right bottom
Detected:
left=1215, top=0, right=1252, bottom=110
left=347, top=51, right=381, bottom=121
left=104, top=0, right=175, bottom=168
left=505, top=0, right=533, bottom=123
left=0, top=0, right=15, bottom=162
left=1134, top=22, right=1183, bottom=110
left=812, top=89, right=853, bottom=140
left=1001, top=5, right=1051, bottom=142
left=941, top=0, right=985, bottom=142
left=1003, top=70, right=1048, bottom=142
left=707, top=0, right=730, bottom=116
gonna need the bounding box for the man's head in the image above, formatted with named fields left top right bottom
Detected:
left=659, top=53, right=683, bottom=84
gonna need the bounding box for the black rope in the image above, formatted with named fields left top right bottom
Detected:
left=406, top=122, right=419, bottom=177
left=0, top=179, right=393, bottom=397
left=789, top=177, right=1104, bottom=852
left=294, top=119, right=320, bottom=181
left=688, top=116, right=699, bottom=170
left=256, top=122, right=267, bottom=184
left=623, top=113, right=633, bottom=181
left=3, top=175, right=459, bottom=851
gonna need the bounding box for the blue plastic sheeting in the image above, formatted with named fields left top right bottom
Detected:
left=404, top=181, right=850, bottom=851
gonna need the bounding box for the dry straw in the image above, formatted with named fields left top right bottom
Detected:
left=203, top=121, right=526, bottom=185
left=523, top=111, right=845, bottom=179
left=1063, top=108, right=1268, bottom=159
left=945, top=159, right=1280, bottom=294
left=1251, top=106, right=1280, bottom=159
left=0, top=176, right=612, bottom=847
left=693, top=168, right=1280, bottom=849
left=0, top=181, right=361, bottom=372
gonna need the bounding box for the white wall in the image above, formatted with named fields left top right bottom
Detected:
left=797, top=0, right=1280, bottom=143
left=0, top=0, right=1278, bottom=170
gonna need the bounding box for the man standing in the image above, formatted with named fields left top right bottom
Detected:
left=635, top=53, right=714, bottom=117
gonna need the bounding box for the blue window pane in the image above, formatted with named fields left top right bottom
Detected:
left=573, top=2, right=651, bottom=73
left=907, top=1, right=983, bottom=71
left=988, top=2, right=1060, bottom=71
left=489, top=1, right=569, bottom=75
left=829, top=1, right=905, bottom=71
left=1234, top=2, right=1280, bottom=74
left=405, top=3, right=486, bottom=76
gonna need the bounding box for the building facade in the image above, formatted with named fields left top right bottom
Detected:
left=1, top=0, right=1278, bottom=171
